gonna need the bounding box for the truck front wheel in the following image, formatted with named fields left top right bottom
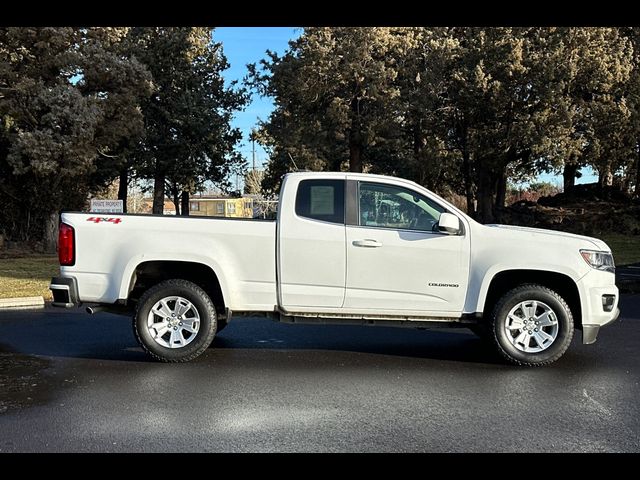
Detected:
left=489, top=284, right=574, bottom=367
left=134, top=279, right=217, bottom=362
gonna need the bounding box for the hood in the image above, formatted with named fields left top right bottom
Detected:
left=485, top=224, right=610, bottom=251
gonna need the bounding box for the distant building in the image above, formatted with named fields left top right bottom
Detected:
left=140, top=199, right=177, bottom=215
left=140, top=196, right=254, bottom=217
left=189, top=196, right=254, bottom=218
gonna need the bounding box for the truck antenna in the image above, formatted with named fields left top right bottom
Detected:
left=287, top=152, right=299, bottom=171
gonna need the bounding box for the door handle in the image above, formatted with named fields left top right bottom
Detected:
left=352, top=239, right=383, bottom=248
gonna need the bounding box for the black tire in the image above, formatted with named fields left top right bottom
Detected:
left=489, top=284, right=574, bottom=367
left=134, top=279, right=217, bottom=363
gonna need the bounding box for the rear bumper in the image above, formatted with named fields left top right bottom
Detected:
left=49, top=276, right=80, bottom=308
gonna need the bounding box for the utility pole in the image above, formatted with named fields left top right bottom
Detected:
left=251, top=129, right=256, bottom=171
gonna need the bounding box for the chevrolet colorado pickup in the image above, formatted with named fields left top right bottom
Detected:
left=50, top=172, right=619, bottom=366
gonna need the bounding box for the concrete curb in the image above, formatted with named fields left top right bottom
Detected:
left=0, top=296, right=45, bottom=310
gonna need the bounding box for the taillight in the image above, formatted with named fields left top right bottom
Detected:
left=58, top=222, right=75, bottom=266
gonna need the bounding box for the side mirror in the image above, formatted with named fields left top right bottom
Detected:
left=438, top=212, right=461, bottom=235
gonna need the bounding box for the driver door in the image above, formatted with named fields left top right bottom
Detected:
left=344, top=181, right=469, bottom=315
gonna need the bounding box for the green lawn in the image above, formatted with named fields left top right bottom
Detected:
left=598, top=233, right=640, bottom=267
left=0, top=255, right=59, bottom=300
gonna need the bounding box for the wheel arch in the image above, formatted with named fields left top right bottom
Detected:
left=124, top=259, right=227, bottom=314
left=480, top=269, right=582, bottom=329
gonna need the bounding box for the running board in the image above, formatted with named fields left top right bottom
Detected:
left=277, top=311, right=478, bottom=329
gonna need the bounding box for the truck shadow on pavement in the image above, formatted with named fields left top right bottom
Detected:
left=9, top=304, right=632, bottom=369
left=210, top=320, right=505, bottom=365
left=0, top=310, right=511, bottom=365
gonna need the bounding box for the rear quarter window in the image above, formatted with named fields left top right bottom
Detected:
left=295, top=179, right=345, bottom=224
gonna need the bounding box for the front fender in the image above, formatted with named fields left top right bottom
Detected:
left=467, top=263, right=585, bottom=314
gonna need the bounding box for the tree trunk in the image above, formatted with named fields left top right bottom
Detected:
left=118, top=166, right=128, bottom=214
left=563, top=163, right=578, bottom=192
left=349, top=134, right=363, bottom=173
left=635, top=143, right=640, bottom=198
left=598, top=164, right=613, bottom=188
left=172, top=190, right=181, bottom=216
left=44, top=212, right=58, bottom=254
left=476, top=166, right=497, bottom=224
left=152, top=169, right=165, bottom=215
left=329, top=156, right=343, bottom=171
left=461, top=148, right=475, bottom=218
left=349, top=98, right=363, bottom=173
left=495, top=169, right=507, bottom=209
left=181, top=191, right=190, bottom=217
left=413, top=120, right=433, bottom=189
left=493, top=168, right=507, bottom=222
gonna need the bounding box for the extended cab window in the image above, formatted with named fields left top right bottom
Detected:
left=295, top=179, right=345, bottom=224
left=359, top=182, right=445, bottom=232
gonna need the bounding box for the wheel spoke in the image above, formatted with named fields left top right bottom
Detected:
left=527, top=301, right=538, bottom=318
left=537, top=329, right=554, bottom=343
left=514, top=331, right=529, bottom=346
left=532, top=331, right=549, bottom=348
left=152, top=323, right=169, bottom=337
left=181, top=320, right=198, bottom=333
left=153, top=300, right=173, bottom=319
left=536, top=311, right=556, bottom=327
left=170, top=328, right=184, bottom=346
left=507, top=314, right=524, bottom=329
left=175, top=299, right=191, bottom=317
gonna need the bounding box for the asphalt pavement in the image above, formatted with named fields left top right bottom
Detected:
left=0, top=296, right=639, bottom=452
left=618, top=264, right=640, bottom=283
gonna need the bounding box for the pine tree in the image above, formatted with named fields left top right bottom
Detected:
left=127, top=28, right=247, bottom=215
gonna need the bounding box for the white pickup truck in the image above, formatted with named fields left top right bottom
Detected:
left=50, top=172, right=619, bottom=366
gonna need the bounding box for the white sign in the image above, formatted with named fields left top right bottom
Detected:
left=91, top=199, right=124, bottom=213
left=310, top=186, right=335, bottom=215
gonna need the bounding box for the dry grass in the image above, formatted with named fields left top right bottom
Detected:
left=598, top=233, right=640, bottom=267
left=0, top=255, right=58, bottom=300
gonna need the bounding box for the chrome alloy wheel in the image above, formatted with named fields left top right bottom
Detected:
left=504, top=300, right=559, bottom=353
left=146, top=296, right=200, bottom=348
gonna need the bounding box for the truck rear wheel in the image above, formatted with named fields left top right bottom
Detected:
left=489, top=284, right=574, bottom=367
left=134, top=279, right=217, bottom=362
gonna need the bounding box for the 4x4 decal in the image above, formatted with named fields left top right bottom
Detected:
left=86, top=217, right=122, bottom=224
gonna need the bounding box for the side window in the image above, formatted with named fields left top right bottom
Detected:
left=295, top=179, right=345, bottom=224
left=359, top=182, right=445, bottom=232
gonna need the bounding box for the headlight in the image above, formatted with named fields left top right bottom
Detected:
left=580, top=250, right=615, bottom=273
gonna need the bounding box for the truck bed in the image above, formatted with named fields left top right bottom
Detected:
left=59, top=212, right=277, bottom=310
